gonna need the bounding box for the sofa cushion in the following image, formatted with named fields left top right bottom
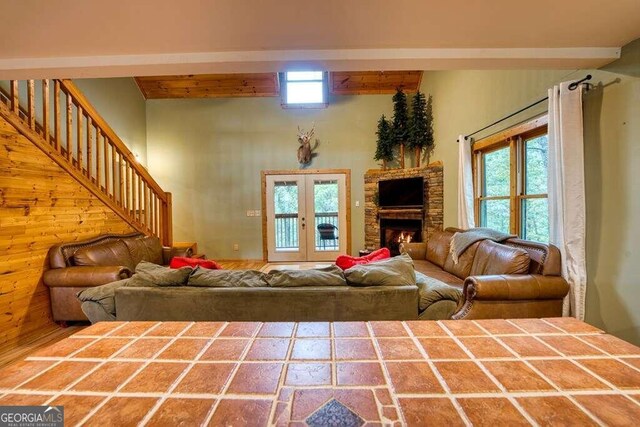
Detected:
left=344, top=253, right=416, bottom=287
left=132, top=261, right=193, bottom=286
left=188, top=268, right=268, bottom=287
left=426, top=230, right=454, bottom=268
left=413, top=260, right=464, bottom=287
left=470, top=240, right=531, bottom=276
left=124, top=236, right=164, bottom=266
left=266, top=265, right=346, bottom=287
left=73, top=239, right=135, bottom=270
left=415, top=272, right=462, bottom=312
left=443, top=241, right=481, bottom=280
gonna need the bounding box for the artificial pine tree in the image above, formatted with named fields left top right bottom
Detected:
left=391, top=88, right=410, bottom=168
left=408, top=92, right=434, bottom=167
left=374, top=115, right=394, bottom=170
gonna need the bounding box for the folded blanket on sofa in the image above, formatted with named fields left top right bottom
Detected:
left=450, top=227, right=515, bottom=264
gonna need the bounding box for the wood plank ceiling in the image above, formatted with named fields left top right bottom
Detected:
left=135, top=71, right=422, bottom=99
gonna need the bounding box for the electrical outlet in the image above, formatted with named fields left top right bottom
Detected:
left=355, top=200, right=360, bottom=207
left=233, top=243, right=239, bottom=251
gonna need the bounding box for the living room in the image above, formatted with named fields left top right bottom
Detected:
left=1, top=1, right=640, bottom=425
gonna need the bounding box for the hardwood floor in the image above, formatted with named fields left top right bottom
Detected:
left=217, top=259, right=267, bottom=270
left=0, top=324, right=85, bottom=369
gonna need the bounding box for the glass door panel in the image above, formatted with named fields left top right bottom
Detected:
left=273, top=181, right=300, bottom=252
left=313, top=179, right=339, bottom=251
left=305, top=174, right=347, bottom=261
left=266, top=175, right=306, bottom=262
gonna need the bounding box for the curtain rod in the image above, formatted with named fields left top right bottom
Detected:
left=460, top=74, right=592, bottom=141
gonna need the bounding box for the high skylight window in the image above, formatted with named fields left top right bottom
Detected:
left=283, top=71, right=326, bottom=107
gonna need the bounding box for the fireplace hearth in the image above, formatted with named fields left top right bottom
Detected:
left=380, top=218, right=422, bottom=256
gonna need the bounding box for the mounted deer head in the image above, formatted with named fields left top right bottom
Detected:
left=297, top=124, right=318, bottom=165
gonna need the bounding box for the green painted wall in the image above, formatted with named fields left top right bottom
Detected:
left=419, top=39, right=640, bottom=343
left=144, top=41, right=639, bottom=343
left=74, top=78, right=148, bottom=165
left=146, top=94, right=392, bottom=259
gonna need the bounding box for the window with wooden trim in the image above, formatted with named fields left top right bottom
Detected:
left=473, top=116, right=549, bottom=242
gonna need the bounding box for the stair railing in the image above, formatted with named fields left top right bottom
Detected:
left=0, top=79, right=172, bottom=245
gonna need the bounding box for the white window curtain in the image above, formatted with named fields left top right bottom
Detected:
left=457, top=135, right=475, bottom=229
left=547, top=82, right=587, bottom=319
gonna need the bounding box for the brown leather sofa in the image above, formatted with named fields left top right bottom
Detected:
left=43, top=232, right=193, bottom=321
left=401, top=228, right=569, bottom=320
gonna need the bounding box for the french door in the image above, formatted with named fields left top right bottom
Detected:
left=265, top=172, right=348, bottom=262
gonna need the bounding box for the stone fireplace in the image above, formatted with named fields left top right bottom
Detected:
left=364, top=162, right=443, bottom=252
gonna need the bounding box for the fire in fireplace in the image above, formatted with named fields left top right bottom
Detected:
left=380, top=218, right=423, bottom=256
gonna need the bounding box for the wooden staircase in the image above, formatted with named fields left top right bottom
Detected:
left=0, top=79, right=172, bottom=245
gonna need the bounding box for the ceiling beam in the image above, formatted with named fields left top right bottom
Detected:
left=0, top=48, right=621, bottom=80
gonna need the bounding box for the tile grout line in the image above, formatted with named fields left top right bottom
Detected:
left=201, top=322, right=262, bottom=427
left=437, top=321, right=532, bottom=427
left=365, top=322, right=405, bottom=425
left=21, top=353, right=640, bottom=366
left=266, top=322, right=297, bottom=425
left=480, top=321, right=609, bottom=425
left=137, top=322, right=227, bottom=427
left=356, top=323, right=388, bottom=424
left=8, top=322, right=131, bottom=395
left=73, top=321, right=196, bottom=427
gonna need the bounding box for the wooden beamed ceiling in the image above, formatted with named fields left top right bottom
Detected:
left=135, top=71, right=423, bottom=99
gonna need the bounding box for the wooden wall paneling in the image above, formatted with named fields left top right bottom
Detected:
left=329, top=71, right=423, bottom=95
left=0, top=115, right=135, bottom=353
left=135, top=73, right=280, bottom=99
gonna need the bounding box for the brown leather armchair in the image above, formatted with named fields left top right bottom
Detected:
left=43, top=232, right=194, bottom=321
left=402, top=228, right=569, bottom=320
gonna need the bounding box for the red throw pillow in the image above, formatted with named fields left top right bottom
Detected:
left=335, top=248, right=391, bottom=270
left=169, top=256, right=222, bottom=270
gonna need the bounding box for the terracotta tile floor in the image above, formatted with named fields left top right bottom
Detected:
left=1, top=318, right=639, bottom=426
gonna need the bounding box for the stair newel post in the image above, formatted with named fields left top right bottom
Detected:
left=161, top=192, right=173, bottom=246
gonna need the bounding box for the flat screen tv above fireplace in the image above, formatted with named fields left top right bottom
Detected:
left=378, top=177, right=424, bottom=209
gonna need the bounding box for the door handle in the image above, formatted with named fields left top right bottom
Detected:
left=301, top=217, right=305, bottom=229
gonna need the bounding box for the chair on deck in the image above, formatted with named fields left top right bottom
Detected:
left=317, top=223, right=338, bottom=249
